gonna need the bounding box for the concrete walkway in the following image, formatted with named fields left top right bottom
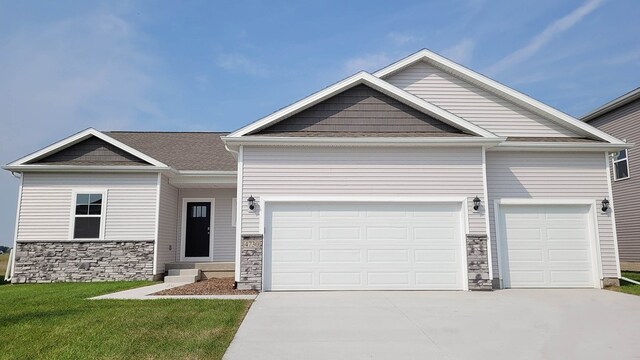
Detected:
left=224, top=289, right=640, bottom=360
left=90, top=282, right=257, bottom=300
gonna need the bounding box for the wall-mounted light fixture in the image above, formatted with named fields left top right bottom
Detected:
left=248, top=195, right=255, bottom=211
left=601, top=198, right=609, bottom=212
left=473, top=196, right=481, bottom=211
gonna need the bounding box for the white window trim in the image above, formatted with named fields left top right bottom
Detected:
left=231, top=198, right=237, bottom=227
left=612, top=150, right=630, bottom=181
left=69, top=189, right=107, bottom=240
left=180, top=198, right=215, bottom=262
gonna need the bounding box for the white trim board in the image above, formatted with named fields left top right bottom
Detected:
left=493, top=198, right=603, bottom=289
left=6, top=128, right=169, bottom=168
left=374, top=49, right=625, bottom=145
left=179, top=198, right=215, bottom=262
left=226, top=72, right=499, bottom=139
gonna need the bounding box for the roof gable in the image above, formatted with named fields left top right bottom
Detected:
left=227, top=72, right=499, bottom=139
left=252, top=84, right=471, bottom=137
left=385, top=61, right=581, bottom=138
left=375, top=49, right=625, bottom=144
left=6, top=128, right=168, bottom=168
left=31, top=136, right=150, bottom=166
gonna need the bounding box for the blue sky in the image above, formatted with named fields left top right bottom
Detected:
left=0, top=0, right=639, bottom=246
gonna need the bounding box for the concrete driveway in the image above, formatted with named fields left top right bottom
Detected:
left=224, top=290, right=640, bottom=360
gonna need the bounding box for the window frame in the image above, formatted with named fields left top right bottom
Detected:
left=69, top=189, right=107, bottom=240
left=613, top=150, right=630, bottom=181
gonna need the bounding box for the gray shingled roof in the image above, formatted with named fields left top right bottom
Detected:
left=106, top=132, right=236, bottom=171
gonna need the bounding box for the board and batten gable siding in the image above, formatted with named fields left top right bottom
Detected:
left=17, top=173, right=158, bottom=242
left=240, top=146, right=487, bottom=235
left=156, top=175, right=178, bottom=273
left=177, top=188, right=236, bottom=261
left=587, top=98, right=640, bottom=264
left=486, top=151, right=617, bottom=278
left=385, top=61, right=579, bottom=138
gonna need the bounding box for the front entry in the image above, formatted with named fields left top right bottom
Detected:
left=183, top=201, right=212, bottom=260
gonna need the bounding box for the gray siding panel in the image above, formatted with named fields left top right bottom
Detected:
left=254, top=84, right=467, bottom=135
left=486, top=151, right=617, bottom=278
left=32, top=137, right=149, bottom=166
left=587, top=98, right=640, bottom=263
left=241, top=146, right=487, bottom=236
left=156, top=175, right=178, bottom=274
left=386, top=61, right=580, bottom=137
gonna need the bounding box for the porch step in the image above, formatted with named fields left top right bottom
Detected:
left=165, top=262, right=234, bottom=279
left=168, top=269, right=200, bottom=277
left=164, top=274, right=199, bottom=283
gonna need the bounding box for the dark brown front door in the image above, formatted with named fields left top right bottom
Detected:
left=185, top=202, right=211, bottom=258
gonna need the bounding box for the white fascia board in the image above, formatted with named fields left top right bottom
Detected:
left=7, top=128, right=168, bottom=167
left=2, top=165, right=172, bottom=173
left=222, top=136, right=505, bottom=147
left=489, top=141, right=633, bottom=152
left=582, top=87, right=640, bottom=122
left=374, top=49, right=624, bottom=144
left=177, top=170, right=237, bottom=175
left=227, top=72, right=498, bottom=139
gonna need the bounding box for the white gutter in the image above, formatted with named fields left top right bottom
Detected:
left=222, top=136, right=506, bottom=147
left=2, top=165, right=174, bottom=173
left=490, top=142, right=632, bottom=152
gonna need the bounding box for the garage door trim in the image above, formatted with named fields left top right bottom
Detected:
left=260, top=195, right=471, bottom=291
left=493, top=198, right=603, bottom=289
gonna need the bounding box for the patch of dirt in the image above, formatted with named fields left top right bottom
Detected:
left=153, top=277, right=258, bottom=296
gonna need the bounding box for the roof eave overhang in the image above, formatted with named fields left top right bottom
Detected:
left=222, top=136, right=505, bottom=147
left=490, top=142, right=633, bottom=152
left=2, top=165, right=174, bottom=173
left=374, top=49, right=625, bottom=145
left=227, top=72, right=498, bottom=139
left=581, top=88, right=640, bottom=122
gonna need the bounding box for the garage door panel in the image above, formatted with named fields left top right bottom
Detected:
left=266, top=202, right=465, bottom=291
left=501, top=204, right=596, bottom=288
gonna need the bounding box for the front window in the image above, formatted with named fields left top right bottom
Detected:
left=74, top=193, right=103, bottom=239
left=613, top=150, right=630, bottom=181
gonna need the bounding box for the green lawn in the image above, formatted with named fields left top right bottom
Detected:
left=0, top=281, right=251, bottom=359
left=0, top=252, right=8, bottom=278
left=610, top=271, right=640, bottom=296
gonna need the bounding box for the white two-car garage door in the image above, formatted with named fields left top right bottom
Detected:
left=264, top=202, right=466, bottom=291
left=499, top=205, right=597, bottom=288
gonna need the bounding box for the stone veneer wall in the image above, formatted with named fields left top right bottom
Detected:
left=11, top=241, right=154, bottom=283
left=237, top=235, right=263, bottom=290
left=466, top=234, right=492, bottom=290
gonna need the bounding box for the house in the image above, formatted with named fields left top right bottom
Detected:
left=583, top=88, right=640, bottom=271
left=4, top=49, right=629, bottom=290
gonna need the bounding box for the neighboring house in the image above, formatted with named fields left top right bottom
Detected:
left=583, top=88, right=640, bottom=271
left=4, top=49, right=629, bottom=290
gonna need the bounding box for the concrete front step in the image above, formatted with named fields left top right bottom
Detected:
left=164, top=275, right=199, bottom=283
left=166, top=262, right=234, bottom=271
left=168, top=268, right=200, bottom=277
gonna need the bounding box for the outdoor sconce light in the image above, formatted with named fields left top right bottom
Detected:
left=601, top=198, right=609, bottom=212
left=473, top=196, right=481, bottom=211
left=248, top=195, right=255, bottom=211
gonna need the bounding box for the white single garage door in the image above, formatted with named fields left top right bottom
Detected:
left=499, top=205, right=597, bottom=288
left=264, top=202, right=465, bottom=291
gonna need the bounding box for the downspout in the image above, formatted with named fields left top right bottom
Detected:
left=5, top=172, right=22, bottom=282
left=620, top=277, right=640, bottom=285
left=224, top=142, right=241, bottom=289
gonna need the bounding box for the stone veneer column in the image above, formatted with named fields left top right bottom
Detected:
left=237, top=234, right=263, bottom=291
left=11, top=241, right=154, bottom=283
left=466, top=234, right=492, bottom=290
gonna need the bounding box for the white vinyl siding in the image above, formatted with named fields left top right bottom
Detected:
left=386, top=61, right=579, bottom=138
left=486, top=152, right=617, bottom=278
left=156, top=175, right=178, bottom=274
left=17, top=173, right=158, bottom=242
left=241, top=146, right=487, bottom=236
left=177, top=188, right=236, bottom=261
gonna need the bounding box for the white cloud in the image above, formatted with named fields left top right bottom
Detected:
left=344, top=53, right=391, bottom=74
left=442, top=39, right=475, bottom=64
left=217, top=53, right=268, bottom=76
left=487, top=0, right=605, bottom=75
left=604, top=49, right=640, bottom=65
left=387, top=32, right=417, bottom=45
left=0, top=11, right=162, bottom=246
